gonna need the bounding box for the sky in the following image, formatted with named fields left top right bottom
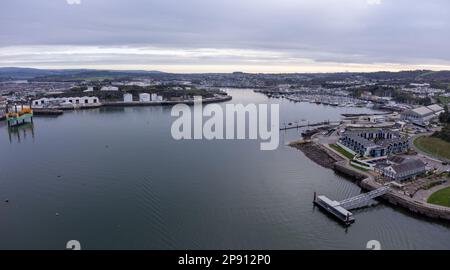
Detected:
left=1, top=0, right=450, bottom=73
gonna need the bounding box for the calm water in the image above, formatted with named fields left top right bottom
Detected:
left=0, top=89, right=449, bottom=250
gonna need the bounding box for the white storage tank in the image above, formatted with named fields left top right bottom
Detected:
left=139, top=93, right=151, bottom=102
left=123, top=93, right=133, bottom=102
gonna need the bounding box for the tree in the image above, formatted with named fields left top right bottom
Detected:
left=439, top=105, right=450, bottom=124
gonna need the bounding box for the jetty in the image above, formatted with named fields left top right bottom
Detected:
left=313, top=186, right=390, bottom=225
left=280, top=120, right=339, bottom=131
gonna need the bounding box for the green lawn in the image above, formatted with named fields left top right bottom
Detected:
left=350, top=164, right=369, bottom=172
left=428, top=187, right=450, bottom=207
left=414, top=136, right=450, bottom=160
left=330, top=144, right=355, bottom=159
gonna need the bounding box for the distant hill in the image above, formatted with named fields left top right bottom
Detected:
left=1, top=67, right=450, bottom=83
left=0, top=67, right=165, bottom=80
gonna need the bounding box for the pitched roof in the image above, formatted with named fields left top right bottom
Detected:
left=391, top=159, right=425, bottom=174
left=411, top=107, right=434, bottom=116
left=388, top=156, right=406, bottom=164
left=426, top=104, right=444, bottom=113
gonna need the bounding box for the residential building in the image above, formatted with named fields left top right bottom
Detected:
left=339, top=129, right=409, bottom=157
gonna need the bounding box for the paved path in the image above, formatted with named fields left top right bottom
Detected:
left=413, top=181, right=450, bottom=202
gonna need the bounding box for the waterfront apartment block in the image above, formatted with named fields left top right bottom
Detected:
left=339, top=129, right=409, bottom=157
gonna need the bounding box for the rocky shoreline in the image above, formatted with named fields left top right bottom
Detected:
left=289, top=139, right=450, bottom=222
left=289, top=140, right=343, bottom=169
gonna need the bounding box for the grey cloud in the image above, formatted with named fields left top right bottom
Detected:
left=1, top=0, right=450, bottom=69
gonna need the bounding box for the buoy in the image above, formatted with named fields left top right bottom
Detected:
left=5, top=199, right=9, bottom=203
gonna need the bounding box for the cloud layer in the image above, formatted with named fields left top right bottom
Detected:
left=1, top=0, right=449, bottom=72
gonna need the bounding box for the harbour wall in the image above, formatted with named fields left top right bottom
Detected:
left=289, top=140, right=450, bottom=222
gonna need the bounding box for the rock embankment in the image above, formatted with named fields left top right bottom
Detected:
left=289, top=140, right=343, bottom=169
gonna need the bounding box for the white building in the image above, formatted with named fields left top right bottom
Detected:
left=150, top=94, right=163, bottom=102
left=123, top=93, right=133, bottom=102
left=100, top=86, right=119, bottom=91
left=139, top=93, right=151, bottom=102
left=0, top=97, right=6, bottom=117
left=32, top=96, right=100, bottom=108
left=400, top=104, right=444, bottom=125
left=83, top=86, right=94, bottom=93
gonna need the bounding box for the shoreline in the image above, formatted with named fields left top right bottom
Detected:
left=102, top=95, right=232, bottom=107
left=289, top=140, right=450, bottom=222
left=0, top=95, right=233, bottom=121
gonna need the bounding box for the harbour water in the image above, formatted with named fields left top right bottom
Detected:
left=0, top=89, right=449, bottom=250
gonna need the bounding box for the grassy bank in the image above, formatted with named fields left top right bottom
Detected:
left=427, top=186, right=450, bottom=207
left=413, top=136, right=450, bottom=160
left=330, top=144, right=355, bottom=159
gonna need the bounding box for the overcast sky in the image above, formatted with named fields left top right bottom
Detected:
left=1, top=0, right=450, bottom=73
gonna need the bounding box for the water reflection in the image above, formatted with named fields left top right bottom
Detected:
left=7, top=122, right=35, bottom=143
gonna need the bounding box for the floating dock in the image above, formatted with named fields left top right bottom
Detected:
left=314, top=193, right=355, bottom=225
left=313, top=186, right=389, bottom=226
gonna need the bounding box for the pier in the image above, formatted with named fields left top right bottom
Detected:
left=280, top=120, right=339, bottom=131
left=313, top=186, right=390, bottom=225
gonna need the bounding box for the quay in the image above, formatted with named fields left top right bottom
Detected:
left=103, top=95, right=232, bottom=107
left=33, top=108, right=64, bottom=116
left=280, top=120, right=340, bottom=131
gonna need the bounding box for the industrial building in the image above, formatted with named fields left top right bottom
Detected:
left=32, top=96, right=100, bottom=108
left=123, top=93, right=133, bottom=102
left=400, top=104, right=444, bottom=125
left=122, top=93, right=164, bottom=103
left=139, top=93, right=151, bottom=102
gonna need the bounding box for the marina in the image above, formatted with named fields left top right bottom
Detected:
left=1, top=89, right=449, bottom=249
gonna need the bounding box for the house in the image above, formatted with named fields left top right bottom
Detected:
left=375, top=158, right=426, bottom=182
left=400, top=104, right=444, bottom=125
